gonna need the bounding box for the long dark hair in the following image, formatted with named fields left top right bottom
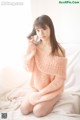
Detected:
left=27, top=15, right=64, bottom=55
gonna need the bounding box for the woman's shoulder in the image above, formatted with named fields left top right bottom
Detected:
left=59, top=45, right=65, bottom=57
left=55, top=45, right=66, bottom=57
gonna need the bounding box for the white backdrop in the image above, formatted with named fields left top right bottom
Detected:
left=31, top=0, right=80, bottom=44
left=0, top=0, right=80, bottom=70
left=0, top=0, right=32, bottom=71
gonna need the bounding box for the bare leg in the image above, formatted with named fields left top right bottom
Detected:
left=33, top=95, right=61, bottom=117
left=20, top=94, right=34, bottom=115
left=20, top=87, right=38, bottom=115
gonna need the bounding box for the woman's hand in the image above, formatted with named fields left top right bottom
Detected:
left=27, top=35, right=41, bottom=45
left=29, top=92, right=41, bottom=105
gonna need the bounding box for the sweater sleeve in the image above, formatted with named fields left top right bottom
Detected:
left=24, top=42, right=36, bottom=72
left=39, top=75, right=64, bottom=95
left=29, top=76, right=65, bottom=105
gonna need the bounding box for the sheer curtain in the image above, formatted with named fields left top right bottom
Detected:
left=0, top=0, right=32, bottom=71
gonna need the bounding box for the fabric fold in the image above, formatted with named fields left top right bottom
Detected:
left=35, top=53, right=67, bottom=79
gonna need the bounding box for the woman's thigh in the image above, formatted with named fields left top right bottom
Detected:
left=33, top=95, right=61, bottom=117
left=20, top=90, right=35, bottom=115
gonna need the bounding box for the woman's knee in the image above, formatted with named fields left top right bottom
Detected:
left=33, top=104, right=50, bottom=117
left=20, top=102, right=33, bottom=115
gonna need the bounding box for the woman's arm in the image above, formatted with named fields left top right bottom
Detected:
left=39, top=76, right=64, bottom=95
left=29, top=76, right=65, bottom=105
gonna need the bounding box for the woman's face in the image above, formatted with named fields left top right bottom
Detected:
left=35, top=25, right=50, bottom=41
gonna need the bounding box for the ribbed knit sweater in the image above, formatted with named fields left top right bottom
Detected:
left=24, top=41, right=67, bottom=105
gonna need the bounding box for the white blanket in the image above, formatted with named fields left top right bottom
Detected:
left=0, top=84, right=80, bottom=120
left=0, top=80, right=80, bottom=118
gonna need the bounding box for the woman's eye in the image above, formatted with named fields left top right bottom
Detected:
left=37, top=29, right=39, bottom=32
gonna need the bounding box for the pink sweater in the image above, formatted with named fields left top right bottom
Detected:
left=24, top=42, right=67, bottom=105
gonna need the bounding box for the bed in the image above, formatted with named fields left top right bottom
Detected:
left=0, top=43, right=80, bottom=120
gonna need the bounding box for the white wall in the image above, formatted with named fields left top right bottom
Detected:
left=0, top=0, right=80, bottom=70
left=0, top=0, right=32, bottom=70
left=31, top=0, right=80, bottom=44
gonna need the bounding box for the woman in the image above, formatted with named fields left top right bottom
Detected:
left=20, top=15, right=67, bottom=117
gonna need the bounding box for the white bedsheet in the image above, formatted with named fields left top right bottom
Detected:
left=0, top=81, right=80, bottom=120
left=0, top=86, right=80, bottom=120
